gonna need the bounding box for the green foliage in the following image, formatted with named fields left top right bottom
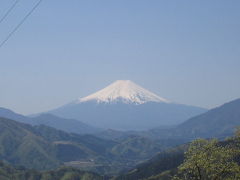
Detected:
left=174, top=138, right=240, bottom=180
left=146, top=169, right=177, bottom=180
left=235, top=126, right=240, bottom=138
left=111, top=136, right=162, bottom=160
left=115, top=145, right=186, bottom=180
left=0, top=118, right=61, bottom=170
left=0, top=162, right=103, bottom=180
left=118, top=130, right=240, bottom=180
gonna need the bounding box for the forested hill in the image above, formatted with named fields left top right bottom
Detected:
left=116, top=131, right=240, bottom=180
left=0, top=117, right=115, bottom=170
left=0, top=161, right=104, bottom=180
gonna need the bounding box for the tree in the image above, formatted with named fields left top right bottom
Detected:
left=174, top=139, right=240, bottom=180
left=235, top=126, right=240, bottom=139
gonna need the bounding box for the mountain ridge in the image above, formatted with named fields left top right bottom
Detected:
left=0, top=107, right=99, bottom=135
left=148, top=98, right=240, bottom=140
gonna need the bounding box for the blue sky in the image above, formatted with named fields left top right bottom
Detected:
left=0, top=0, right=240, bottom=114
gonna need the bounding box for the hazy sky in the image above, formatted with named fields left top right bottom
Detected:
left=0, top=0, right=240, bottom=114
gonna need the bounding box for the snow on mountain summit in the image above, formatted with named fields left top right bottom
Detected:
left=78, top=80, right=170, bottom=104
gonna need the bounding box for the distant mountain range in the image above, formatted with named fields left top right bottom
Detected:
left=1, top=82, right=240, bottom=178
left=1, top=98, right=239, bottom=140
left=46, top=80, right=206, bottom=130
left=0, top=107, right=31, bottom=124
left=32, top=114, right=100, bottom=134
left=1, top=98, right=239, bottom=142
left=175, top=98, right=240, bottom=138
left=0, top=107, right=99, bottom=135
left=149, top=98, right=240, bottom=140
left=95, top=98, right=240, bottom=142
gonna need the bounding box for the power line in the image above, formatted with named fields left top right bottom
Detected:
left=0, top=0, right=20, bottom=25
left=0, top=0, right=43, bottom=49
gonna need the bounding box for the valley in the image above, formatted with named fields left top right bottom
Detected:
left=0, top=97, right=240, bottom=179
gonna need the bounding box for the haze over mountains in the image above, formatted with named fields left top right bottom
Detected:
left=0, top=88, right=240, bottom=178
left=47, top=80, right=206, bottom=130
left=146, top=98, right=240, bottom=139
left=0, top=80, right=239, bottom=179
left=172, top=98, right=240, bottom=139
left=1, top=98, right=239, bottom=141
left=0, top=107, right=99, bottom=134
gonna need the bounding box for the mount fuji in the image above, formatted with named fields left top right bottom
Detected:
left=78, top=80, right=170, bottom=104
left=47, top=80, right=206, bottom=130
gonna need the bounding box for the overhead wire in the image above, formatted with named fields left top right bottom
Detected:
left=0, top=0, right=43, bottom=49
left=0, top=0, right=20, bottom=25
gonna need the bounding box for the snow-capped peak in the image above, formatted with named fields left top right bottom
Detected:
left=77, top=80, right=170, bottom=105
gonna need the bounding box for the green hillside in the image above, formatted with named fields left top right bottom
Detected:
left=0, top=117, right=172, bottom=174
left=0, top=118, right=61, bottom=170
left=0, top=161, right=103, bottom=180
left=117, top=131, right=240, bottom=180
left=115, top=145, right=186, bottom=180
left=0, top=117, right=116, bottom=171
